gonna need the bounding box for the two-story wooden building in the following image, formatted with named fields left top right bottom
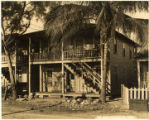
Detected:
left=1, top=24, right=138, bottom=98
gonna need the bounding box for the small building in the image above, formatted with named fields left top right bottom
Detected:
left=1, top=24, right=138, bottom=98
left=136, top=19, right=148, bottom=88
left=136, top=40, right=148, bottom=88
left=137, top=57, right=148, bottom=88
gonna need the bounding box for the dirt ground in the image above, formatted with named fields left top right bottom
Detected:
left=1, top=97, right=149, bottom=119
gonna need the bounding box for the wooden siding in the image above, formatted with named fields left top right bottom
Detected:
left=110, top=36, right=137, bottom=96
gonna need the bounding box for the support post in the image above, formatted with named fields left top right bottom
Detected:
left=43, top=72, right=45, bottom=92
left=65, top=72, right=67, bottom=93
left=39, top=64, right=43, bottom=92
left=62, top=41, right=64, bottom=94
left=39, top=39, right=42, bottom=59
left=29, top=37, right=31, bottom=96
left=15, top=41, right=17, bottom=83
left=137, top=61, right=140, bottom=87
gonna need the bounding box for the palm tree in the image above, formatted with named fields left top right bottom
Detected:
left=44, top=1, right=148, bottom=103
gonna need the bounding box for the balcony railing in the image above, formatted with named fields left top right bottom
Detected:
left=31, top=48, right=100, bottom=62
left=64, top=48, right=100, bottom=60
left=1, top=54, right=15, bottom=64
left=31, top=53, right=61, bottom=62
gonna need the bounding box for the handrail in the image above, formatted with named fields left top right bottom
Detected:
left=83, top=62, right=101, bottom=79
left=78, top=63, right=101, bottom=83
left=80, top=62, right=111, bottom=94
left=65, top=63, right=110, bottom=94
left=72, top=63, right=101, bottom=86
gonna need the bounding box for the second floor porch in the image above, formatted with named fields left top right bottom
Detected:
left=31, top=47, right=100, bottom=62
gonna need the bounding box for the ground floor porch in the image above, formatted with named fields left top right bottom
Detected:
left=29, top=61, right=104, bottom=98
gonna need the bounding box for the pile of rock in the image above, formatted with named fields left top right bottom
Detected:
left=62, top=97, right=102, bottom=111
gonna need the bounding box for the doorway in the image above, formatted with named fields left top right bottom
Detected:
left=31, top=65, right=39, bottom=92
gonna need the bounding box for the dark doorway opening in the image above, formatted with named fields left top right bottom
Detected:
left=31, top=65, right=39, bottom=92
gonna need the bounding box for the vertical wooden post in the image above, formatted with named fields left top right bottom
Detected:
left=130, top=88, right=133, bottom=99
left=45, top=72, right=48, bottom=92
left=39, top=64, right=43, bottom=92
left=62, top=41, right=64, bottom=94
left=142, top=88, right=144, bottom=100
left=29, top=37, right=31, bottom=96
left=43, top=72, right=45, bottom=92
left=39, top=38, right=42, bottom=59
left=134, top=88, right=136, bottom=99
left=137, top=61, right=141, bottom=87
left=15, top=41, right=17, bottom=83
left=65, top=72, right=67, bottom=93
left=145, top=88, right=148, bottom=100
left=138, top=88, right=140, bottom=99
left=126, top=87, right=129, bottom=105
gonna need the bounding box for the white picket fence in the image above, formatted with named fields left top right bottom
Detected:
left=122, top=85, right=149, bottom=105
left=129, top=88, right=148, bottom=100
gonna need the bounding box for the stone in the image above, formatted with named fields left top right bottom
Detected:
left=34, top=95, right=39, bottom=98
left=92, top=99, right=101, bottom=104
left=28, top=95, right=33, bottom=100
left=71, top=99, right=77, bottom=104
left=39, top=95, right=44, bottom=99
left=76, top=98, right=83, bottom=103
left=16, top=98, right=27, bottom=101
left=24, top=94, right=28, bottom=99
left=66, top=99, right=71, bottom=103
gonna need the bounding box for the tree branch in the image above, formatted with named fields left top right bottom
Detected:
left=19, top=18, right=31, bottom=35
left=10, top=2, right=26, bottom=35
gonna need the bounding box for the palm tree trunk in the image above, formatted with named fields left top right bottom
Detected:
left=100, top=41, right=104, bottom=102
left=101, top=42, right=108, bottom=103
left=2, top=34, right=17, bottom=100
left=97, top=5, right=107, bottom=103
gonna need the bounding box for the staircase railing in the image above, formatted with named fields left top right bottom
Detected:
left=77, top=62, right=111, bottom=95
left=72, top=63, right=101, bottom=88
left=64, top=63, right=111, bottom=95
left=81, top=62, right=101, bottom=81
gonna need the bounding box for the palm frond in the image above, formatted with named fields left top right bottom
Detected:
left=44, top=4, right=96, bottom=47
left=45, top=1, right=148, bottom=47
left=110, top=1, right=148, bottom=12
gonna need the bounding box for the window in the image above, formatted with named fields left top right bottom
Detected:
left=122, top=43, right=125, bottom=57
left=113, top=39, right=117, bottom=54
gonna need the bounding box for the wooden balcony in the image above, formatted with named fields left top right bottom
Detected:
left=31, top=53, right=61, bottom=62
left=1, top=54, right=16, bottom=67
left=64, top=48, right=100, bottom=60
left=2, top=54, right=15, bottom=63
left=31, top=48, right=100, bottom=63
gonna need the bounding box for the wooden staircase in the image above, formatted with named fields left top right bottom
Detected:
left=64, top=62, right=111, bottom=95
left=79, top=62, right=111, bottom=95
left=64, top=63, right=102, bottom=94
